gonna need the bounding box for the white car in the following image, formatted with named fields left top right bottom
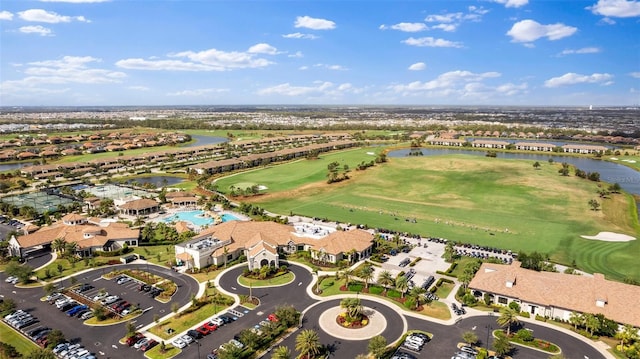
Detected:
left=92, top=292, right=108, bottom=302
left=100, top=295, right=119, bottom=305
left=133, top=338, right=149, bottom=349
left=171, top=338, right=187, bottom=349
left=180, top=335, right=194, bottom=344
left=209, top=317, right=224, bottom=326
left=116, top=276, right=131, bottom=285
left=4, top=276, right=18, bottom=283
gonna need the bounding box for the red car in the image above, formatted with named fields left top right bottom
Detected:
left=140, top=339, right=158, bottom=352
left=267, top=313, right=278, bottom=322
left=126, top=333, right=144, bottom=346
left=203, top=321, right=218, bottom=332
left=196, top=325, right=211, bottom=336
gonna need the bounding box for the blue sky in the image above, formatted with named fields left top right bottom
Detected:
left=0, top=0, right=639, bottom=106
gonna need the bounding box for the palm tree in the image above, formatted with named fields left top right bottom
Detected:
left=615, top=324, right=639, bottom=350
left=271, top=346, right=291, bottom=359
left=340, top=297, right=362, bottom=320
left=395, top=275, right=409, bottom=298
left=462, top=331, right=479, bottom=345
left=458, top=270, right=474, bottom=290
left=52, top=238, right=66, bottom=255
left=377, top=270, right=394, bottom=295
left=407, top=286, right=427, bottom=310
left=359, top=263, right=374, bottom=289
left=64, top=242, right=78, bottom=257
left=569, top=311, right=583, bottom=330
left=584, top=313, right=600, bottom=336
left=340, top=268, right=354, bottom=289
left=295, top=329, right=321, bottom=359
left=496, top=307, right=520, bottom=336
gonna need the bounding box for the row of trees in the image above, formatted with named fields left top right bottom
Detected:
left=337, top=265, right=434, bottom=310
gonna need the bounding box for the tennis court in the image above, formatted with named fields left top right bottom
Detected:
left=84, top=184, right=157, bottom=200
left=1, top=191, right=77, bottom=214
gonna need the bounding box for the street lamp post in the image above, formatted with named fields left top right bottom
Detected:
left=486, top=318, right=493, bottom=353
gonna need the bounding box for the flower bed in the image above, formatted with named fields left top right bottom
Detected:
left=336, top=312, right=369, bottom=329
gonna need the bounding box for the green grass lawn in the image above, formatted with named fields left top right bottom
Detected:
left=221, top=150, right=639, bottom=282
left=145, top=344, right=181, bottom=359
left=0, top=321, right=38, bottom=356
left=317, top=277, right=451, bottom=320
left=237, top=272, right=295, bottom=287
left=434, top=282, right=455, bottom=299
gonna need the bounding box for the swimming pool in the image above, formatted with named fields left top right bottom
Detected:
left=163, top=211, right=240, bottom=227
left=163, top=210, right=214, bottom=227
left=221, top=213, right=240, bottom=222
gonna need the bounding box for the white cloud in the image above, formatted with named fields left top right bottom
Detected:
left=312, top=63, right=347, bottom=71
left=294, top=15, right=336, bottom=30
left=423, top=7, right=487, bottom=32
left=19, top=25, right=53, bottom=36
left=507, top=19, right=577, bottom=44
left=166, top=88, right=228, bottom=96
left=388, top=70, right=526, bottom=101
left=117, top=45, right=276, bottom=71
left=258, top=81, right=359, bottom=97
left=379, top=22, right=428, bottom=32
left=559, top=47, right=601, bottom=55
left=431, top=24, right=457, bottom=32
left=18, top=9, right=89, bottom=23
left=630, top=72, right=640, bottom=78
left=490, top=0, right=529, bottom=8
left=544, top=72, right=614, bottom=87
left=248, top=43, right=278, bottom=55
left=1, top=56, right=125, bottom=99
left=391, top=70, right=501, bottom=92
left=587, top=0, right=640, bottom=17
left=402, top=37, right=463, bottom=48
left=0, top=11, right=14, bottom=20
left=282, top=32, right=318, bottom=40
left=408, top=62, right=427, bottom=71
left=288, top=51, right=303, bottom=58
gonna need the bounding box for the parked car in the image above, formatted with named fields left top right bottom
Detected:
left=100, top=295, right=119, bottom=305
left=126, top=333, right=144, bottom=346
left=171, top=338, right=187, bottom=349
left=140, top=339, right=157, bottom=352
left=133, top=338, right=149, bottom=349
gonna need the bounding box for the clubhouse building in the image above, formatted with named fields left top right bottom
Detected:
left=8, top=213, right=139, bottom=258
left=174, top=220, right=374, bottom=271
left=469, top=261, right=640, bottom=327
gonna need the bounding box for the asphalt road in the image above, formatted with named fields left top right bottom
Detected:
left=1, top=262, right=199, bottom=359
left=1, top=261, right=608, bottom=359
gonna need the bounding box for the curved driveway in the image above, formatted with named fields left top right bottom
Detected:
left=216, top=262, right=607, bottom=359
left=1, top=262, right=199, bottom=359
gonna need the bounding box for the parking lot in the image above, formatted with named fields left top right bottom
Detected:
left=376, top=240, right=450, bottom=293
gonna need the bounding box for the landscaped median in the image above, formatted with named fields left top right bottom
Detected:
left=148, top=286, right=234, bottom=341
left=316, top=276, right=451, bottom=320
left=502, top=329, right=561, bottom=355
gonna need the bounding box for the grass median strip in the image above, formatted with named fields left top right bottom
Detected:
left=0, top=321, right=38, bottom=357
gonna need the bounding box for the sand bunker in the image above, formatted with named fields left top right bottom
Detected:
left=581, top=232, right=636, bottom=242
left=257, top=185, right=268, bottom=190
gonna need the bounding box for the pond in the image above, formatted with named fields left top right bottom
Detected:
left=0, top=162, right=35, bottom=172
left=387, top=148, right=640, bottom=196
left=184, top=134, right=227, bottom=147
left=126, top=176, right=185, bottom=187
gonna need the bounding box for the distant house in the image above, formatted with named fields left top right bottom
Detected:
left=469, top=261, right=640, bottom=328
left=429, top=138, right=466, bottom=147
left=514, top=142, right=556, bottom=152
left=561, top=144, right=608, bottom=154
left=471, top=140, right=510, bottom=149
left=8, top=213, right=139, bottom=258
left=174, top=221, right=374, bottom=271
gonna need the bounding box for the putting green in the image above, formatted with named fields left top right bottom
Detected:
left=217, top=149, right=639, bottom=282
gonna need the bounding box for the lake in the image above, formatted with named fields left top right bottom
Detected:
left=185, top=134, right=227, bottom=147
left=388, top=148, right=640, bottom=196
left=0, top=162, right=35, bottom=172
left=126, top=176, right=185, bottom=187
